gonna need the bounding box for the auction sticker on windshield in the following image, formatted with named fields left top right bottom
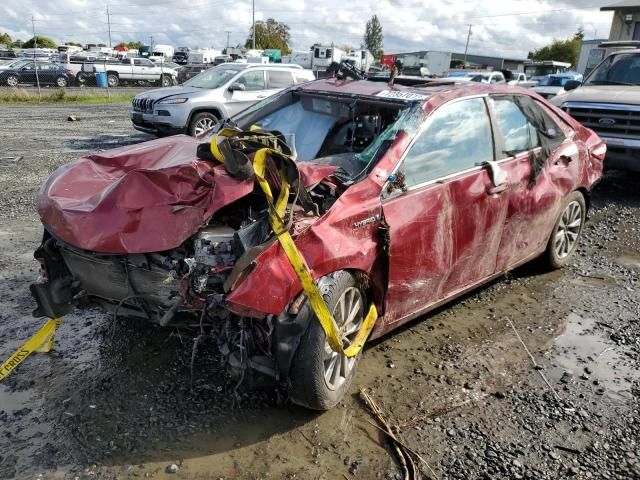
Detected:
left=375, top=90, right=428, bottom=101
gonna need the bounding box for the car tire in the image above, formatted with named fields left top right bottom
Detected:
left=6, top=74, right=18, bottom=87
left=107, top=73, right=119, bottom=87
left=188, top=112, right=219, bottom=136
left=288, top=271, right=367, bottom=410
left=160, top=75, right=172, bottom=87
left=56, top=76, right=68, bottom=88
left=76, top=72, right=88, bottom=85
left=542, top=191, right=586, bottom=269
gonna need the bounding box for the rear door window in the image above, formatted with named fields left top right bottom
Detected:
left=492, top=97, right=541, bottom=154
left=401, top=97, right=494, bottom=187
left=267, top=70, right=294, bottom=88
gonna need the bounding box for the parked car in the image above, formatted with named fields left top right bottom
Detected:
left=93, top=57, right=178, bottom=87
left=176, top=64, right=212, bottom=84
left=32, top=80, right=605, bottom=410
left=131, top=63, right=315, bottom=136
left=455, top=70, right=506, bottom=84
left=552, top=44, right=640, bottom=172
left=213, top=55, right=233, bottom=65
left=0, top=61, right=73, bottom=87
left=533, top=72, right=583, bottom=99
left=0, top=58, right=48, bottom=71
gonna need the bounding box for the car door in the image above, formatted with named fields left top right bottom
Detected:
left=19, top=62, right=36, bottom=84
left=382, top=96, right=510, bottom=326
left=225, top=69, right=267, bottom=117
left=489, top=94, right=579, bottom=271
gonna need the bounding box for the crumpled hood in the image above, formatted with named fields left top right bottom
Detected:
left=38, top=136, right=338, bottom=254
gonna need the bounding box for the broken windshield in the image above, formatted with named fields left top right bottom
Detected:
left=230, top=91, right=412, bottom=171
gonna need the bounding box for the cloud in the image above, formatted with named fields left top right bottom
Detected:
left=0, top=0, right=613, bottom=58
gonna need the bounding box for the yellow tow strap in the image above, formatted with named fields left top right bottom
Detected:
left=211, top=133, right=378, bottom=357
left=0, top=318, right=61, bottom=381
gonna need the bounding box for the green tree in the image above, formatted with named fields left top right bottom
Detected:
left=0, top=32, right=12, bottom=47
left=127, top=41, right=143, bottom=50
left=12, top=39, right=24, bottom=48
left=66, top=41, right=82, bottom=47
left=363, top=15, right=383, bottom=59
left=529, top=29, right=584, bottom=67
left=22, top=36, right=57, bottom=48
left=245, top=18, right=290, bottom=54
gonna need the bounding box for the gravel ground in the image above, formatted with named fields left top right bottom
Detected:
left=0, top=103, right=638, bottom=480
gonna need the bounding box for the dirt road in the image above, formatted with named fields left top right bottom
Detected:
left=0, top=104, right=638, bottom=479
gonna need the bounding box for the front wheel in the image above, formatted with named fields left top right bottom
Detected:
left=188, top=112, right=219, bottom=136
left=56, top=76, right=68, bottom=88
left=288, top=271, right=367, bottom=410
left=542, top=191, right=586, bottom=269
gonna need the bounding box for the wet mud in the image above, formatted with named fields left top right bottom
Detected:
left=0, top=104, right=638, bottom=479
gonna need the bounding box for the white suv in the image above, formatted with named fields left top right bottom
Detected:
left=131, top=63, right=316, bottom=136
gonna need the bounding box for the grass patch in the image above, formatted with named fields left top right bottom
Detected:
left=0, top=87, right=135, bottom=104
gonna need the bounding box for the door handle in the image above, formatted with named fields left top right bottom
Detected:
left=486, top=184, right=509, bottom=195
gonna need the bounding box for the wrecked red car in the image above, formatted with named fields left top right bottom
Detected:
left=31, top=79, right=605, bottom=410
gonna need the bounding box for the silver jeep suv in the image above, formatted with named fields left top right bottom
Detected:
left=131, top=63, right=316, bottom=136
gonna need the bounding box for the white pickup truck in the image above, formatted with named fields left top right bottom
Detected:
left=92, top=58, right=178, bottom=87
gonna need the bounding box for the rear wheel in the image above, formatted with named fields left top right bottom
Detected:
left=6, top=74, right=18, bottom=87
left=188, top=112, right=219, bottom=136
left=288, top=271, right=366, bottom=410
left=542, top=191, right=586, bottom=269
left=107, top=73, right=119, bottom=87
left=76, top=72, right=88, bottom=85
left=56, top=76, right=68, bottom=88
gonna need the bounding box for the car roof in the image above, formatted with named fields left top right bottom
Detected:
left=296, top=79, right=536, bottom=106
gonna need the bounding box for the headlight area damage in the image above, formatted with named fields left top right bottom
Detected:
left=30, top=126, right=385, bottom=391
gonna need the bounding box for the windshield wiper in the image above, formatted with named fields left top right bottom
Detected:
left=587, top=80, right=634, bottom=86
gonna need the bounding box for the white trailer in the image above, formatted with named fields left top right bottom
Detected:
left=312, top=45, right=345, bottom=72
left=343, top=49, right=374, bottom=72
left=399, top=50, right=451, bottom=77
left=187, top=49, right=221, bottom=64
left=283, top=50, right=312, bottom=69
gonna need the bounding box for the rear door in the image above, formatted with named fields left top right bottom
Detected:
left=19, top=62, right=36, bottom=84
left=382, top=96, right=510, bottom=325
left=265, top=69, right=295, bottom=94
left=488, top=94, right=576, bottom=270
left=225, top=69, right=267, bottom=116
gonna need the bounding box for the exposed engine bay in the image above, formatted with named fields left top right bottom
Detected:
left=31, top=91, right=411, bottom=385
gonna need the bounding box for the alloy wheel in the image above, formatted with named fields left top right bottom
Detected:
left=194, top=117, right=216, bottom=135
left=323, top=287, right=364, bottom=391
left=7, top=75, right=18, bottom=87
left=554, top=200, right=582, bottom=259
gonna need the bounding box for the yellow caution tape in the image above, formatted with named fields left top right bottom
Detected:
left=211, top=132, right=378, bottom=357
left=0, top=318, right=61, bottom=382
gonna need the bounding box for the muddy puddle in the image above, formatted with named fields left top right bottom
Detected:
left=551, top=313, right=639, bottom=402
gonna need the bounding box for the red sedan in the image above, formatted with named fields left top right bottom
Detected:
left=32, top=79, right=605, bottom=409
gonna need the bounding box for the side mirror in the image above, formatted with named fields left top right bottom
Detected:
left=229, top=82, right=246, bottom=92
left=564, top=80, right=581, bottom=91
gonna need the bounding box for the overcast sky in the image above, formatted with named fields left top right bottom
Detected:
left=1, top=0, right=615, bottom=58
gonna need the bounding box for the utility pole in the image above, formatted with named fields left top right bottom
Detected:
left=106, top=3, right=112, bottom=48
left=149, top=36, right=154, bottom=53
left=31, top=15, right=41, bottom=99
left=226, top=30, right=231, bottom=50
left=252, top=0, right=255, bottom=50
left=463, top=24, right=472, bottom=66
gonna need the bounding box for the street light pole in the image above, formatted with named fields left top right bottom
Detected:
left=252, top=0, right=255, bottom=50
left=463, top=24, right=472, bottom=66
